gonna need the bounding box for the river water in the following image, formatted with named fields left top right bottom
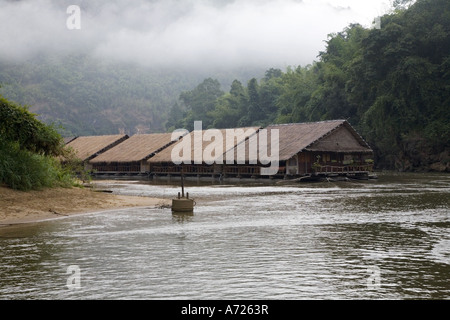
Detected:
left=0, top=172, right=449, bottom=300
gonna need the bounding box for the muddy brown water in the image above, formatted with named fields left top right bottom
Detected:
left=0, top=172, right=448, bottom=299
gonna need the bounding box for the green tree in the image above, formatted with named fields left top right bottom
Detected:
left=0, top=96, right=63, bottom=156
left=159, top=0, right=450, bottom=171
left=0, top=95, right=74, bottom=190
left=354, top=0, right=450, bottom=168
left=258, top=69, right=284, bottom=125
left=165, top=102, right=186, bottom=131
left=178, top=78, right=224, bottom=130
left=211, top=80, right=248, bottom=128
left=246, top=78, right=262, bottom=125
left=275, top=65, right=316, bottom=124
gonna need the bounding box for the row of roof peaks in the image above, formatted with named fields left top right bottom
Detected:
left=64, top=120, right=372, bottom=164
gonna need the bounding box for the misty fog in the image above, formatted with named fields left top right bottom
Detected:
left=0, top=0, right=390, bottom=69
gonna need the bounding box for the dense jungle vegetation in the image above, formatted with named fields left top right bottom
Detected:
left=1, top=0, right=448, bottom=175
left=166, top=0, right=449, bottom=171
left=0, top=95, right=75, bottom=190
left=0, top=56, right=261, bottom=137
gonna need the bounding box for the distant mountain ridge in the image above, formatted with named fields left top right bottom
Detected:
left=0, top=54, right=263, bottom=137
left=1, top=0, right=449, bottom=172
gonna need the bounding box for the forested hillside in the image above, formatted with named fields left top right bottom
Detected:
left=0, top=55, right=262, bottom=137
left=1, top=0, right=448, bottom=172
left=167, top=0, right=449, bottom=171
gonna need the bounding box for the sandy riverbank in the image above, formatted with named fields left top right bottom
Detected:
left=0, top=185, right=170, bottom=225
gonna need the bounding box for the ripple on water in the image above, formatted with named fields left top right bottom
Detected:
left=1, top=173, right=449, bottom=299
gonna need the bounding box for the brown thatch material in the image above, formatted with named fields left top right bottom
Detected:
left=65, top=134, right=129, bottom=161
left=232, top=120, right=373, bottom=162
left=90, top=133, right=182, bottom=163
left=148, top=127, right=260, bottom=164
left=63, top=136, right=78, bottom=145
left=305, top=122, right=372, bottom=153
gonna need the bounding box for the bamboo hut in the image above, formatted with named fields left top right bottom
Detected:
left=64, top=134, right=129, bottom=170
left=148, top=127, right=260, bottom=177
left=226, top=120, right=374, bottom=178
left=89, top=132, right=185, bottom=174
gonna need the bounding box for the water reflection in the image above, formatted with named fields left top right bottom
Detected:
left=0, top=172, right=449, bottom=299
left=172, top=212, right=194, bottom=223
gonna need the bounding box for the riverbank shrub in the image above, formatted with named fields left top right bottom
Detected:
left=0, top=96, right=75, bottom=190
left=0, top=138, right=73, bottom=191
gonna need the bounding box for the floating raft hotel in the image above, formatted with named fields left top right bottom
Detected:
left=88, top=132, right=185, bottom=174
left=148, top=126, right=261, bottom=177
left=63, top=134, right=129, bottom=162
left=63, top=120, right=375, bottom=180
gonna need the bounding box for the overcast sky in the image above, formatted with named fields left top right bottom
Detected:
left=0, top=0, right=392, bottom=69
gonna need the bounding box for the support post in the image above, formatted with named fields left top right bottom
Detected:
left=181, top=166, right=185, bottom=198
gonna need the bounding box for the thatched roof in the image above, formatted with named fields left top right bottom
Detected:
left=232, top=120, right=373, bottom=163
left=148, top=127, right=260, bottom=164
left=63, top=136, right=78, bottom=145
left=65, top=134, right=129, bottom=161
left=90, top=133, right=183, bottom=163
left=305, top=121, right=372, bottom=153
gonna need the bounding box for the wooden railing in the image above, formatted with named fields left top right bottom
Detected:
left=151, top=165, right=263, bottom=176
left=149, top=164, right=373, bottom=176
left=93, top=165, right=141, bottom=172
left=151, top=165, right=215, bottom=175
left=223, top=166, right=261, bottom=176
left=314, top=164, right=373, bottom=173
